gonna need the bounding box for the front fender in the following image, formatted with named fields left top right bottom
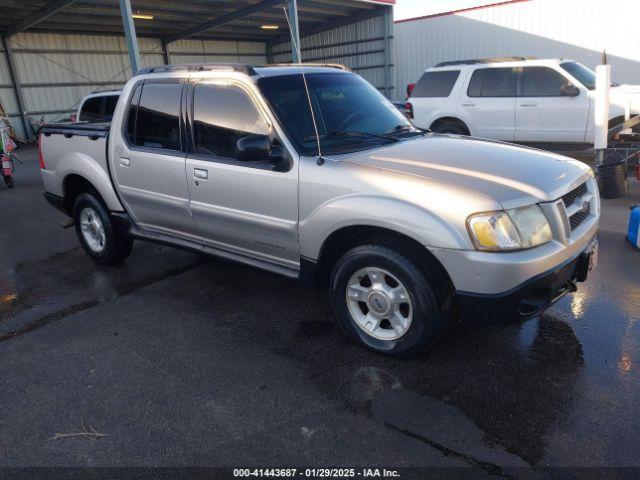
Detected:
left=299, top=194, right=471, bottom=260
left=56, top=151, right=123, bottom=211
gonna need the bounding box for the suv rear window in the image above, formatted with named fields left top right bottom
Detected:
left=126, top=82, right=182, bottom=151
left=467, top=67, right=518, bottom=97
left=412, top=70, right=460, bottom=97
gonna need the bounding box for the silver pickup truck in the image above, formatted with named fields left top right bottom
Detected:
left=39, top=64, right=599, bottom=356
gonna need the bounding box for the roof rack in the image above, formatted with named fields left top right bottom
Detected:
left=90, top=88, right=122, bottom=94
left=434, top=56, right=538, bottom=67
left=136, top=63, right=256, bottom=76
left=262, top=63, right=351, bottom=72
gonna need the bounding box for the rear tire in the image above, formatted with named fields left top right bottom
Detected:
left=4, top=176, right=14, bottom=188
left=431, top=120, right=469, bottom=136
left=329, top=244, right=453, bottom=357
left=73, top=192, right=133, bottom=265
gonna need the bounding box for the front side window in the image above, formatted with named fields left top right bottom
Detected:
left=79, top=97, right=102, bottom=122
left=258, top=72, right=413, bottom=155
left=193, top=83, right=269, bottom=158
left=467, top=68, right=518, bottom=97
left=128, top=82, right=182, bottom=151
left=560, top=62, right=595, bottom=90
left=522, top=67, right=571, bottom=97
left=412, top=70, right=460, bottom=97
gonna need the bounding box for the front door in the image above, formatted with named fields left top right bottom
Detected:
left=458, top=67, right=518, bottom=141
left=113, top=80, right=196, bottom=237
left=515, top=67, right=589, bottom=143
left=184, top=79, right=299, bottom=267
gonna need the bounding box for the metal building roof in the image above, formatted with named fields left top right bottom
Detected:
left=0, top=0, right=394, bottom=43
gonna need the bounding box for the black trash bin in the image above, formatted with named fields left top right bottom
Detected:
left=596, top=158, right=627, bottom=199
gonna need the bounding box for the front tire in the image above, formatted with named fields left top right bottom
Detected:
left=4, top=176, right=13, bottom=188
left=73, top=192, right=133, bottom=265
left=329, top=244, right=452, bottom=357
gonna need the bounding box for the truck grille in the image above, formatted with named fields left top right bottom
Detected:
left=561, top=181, right=592, bottom=232
left=562, top=182, right=588, bottom=209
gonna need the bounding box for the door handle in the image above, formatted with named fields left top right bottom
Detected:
left=194, top=168, right=208, bottom=180
left=461, top=102, right=476, bottom=107
left=119, top=157, right=131, bottom=167
left=520, top=102, right=538, bottom=107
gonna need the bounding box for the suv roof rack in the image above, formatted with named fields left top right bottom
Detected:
left=434, top=56, right=538, bottom=67
left=262, top=63, right=351, bottom=72
left=90, top=88, right=121, bottom=94
left=136, top=63, right=256, bottom=75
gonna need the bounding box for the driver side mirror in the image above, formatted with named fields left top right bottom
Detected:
left=561, top=84, right=580, bottom=97
left=235, top=134, right=291, bottom=171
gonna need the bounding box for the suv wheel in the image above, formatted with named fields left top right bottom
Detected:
left=432, top=121, right=469, bottom=135
left=329, top=244, right=452, bottom=357
left=73, top=192, right=133, bottom=265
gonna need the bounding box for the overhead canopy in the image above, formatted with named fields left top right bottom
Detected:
left=0, top=0, right=394, bottom=43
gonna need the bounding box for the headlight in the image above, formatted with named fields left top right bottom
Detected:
left=467, top=205, right=552, bottom=251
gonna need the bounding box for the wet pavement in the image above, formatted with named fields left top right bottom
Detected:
left=0, top=146, right=639, bottom=475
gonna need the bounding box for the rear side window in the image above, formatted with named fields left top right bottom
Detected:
left=79, top=97, right=102, bottom=121
left=522, top=67, right=570, bottom=96
left=127, top=82, right=182, bottom=151
left=467, top=68, right=517, bottom=97
left=103, top=95, right=119, bottom=120
left=193, top=83, right=269, bottom=159
left=412, top=70, right=460, bottom=97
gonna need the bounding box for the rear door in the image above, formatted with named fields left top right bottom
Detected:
left=112, top=80, right=197, bottom=237
left=515, top=66, right=589, bottom=143
left=458, top=67, right=518, bottom=141
left=184, top=79, right=299, bottom=267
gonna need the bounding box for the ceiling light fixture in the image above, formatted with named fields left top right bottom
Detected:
left=260, top=25, right=279, bottom=30
left=132, top=13, right=154, bottom=20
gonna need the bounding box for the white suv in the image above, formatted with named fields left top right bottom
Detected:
left=407, top=57, right=640, bottom=145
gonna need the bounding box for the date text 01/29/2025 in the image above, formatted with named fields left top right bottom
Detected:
left=233, top=468, right=401, bottom=478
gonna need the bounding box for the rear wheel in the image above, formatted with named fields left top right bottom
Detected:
left=329, top=244, right=453, bottom=357
left=4, top=176, right=14, bottom=188
left=431, top=120, right=469, bottom=135
left=73, top=192, right=133, bottom=265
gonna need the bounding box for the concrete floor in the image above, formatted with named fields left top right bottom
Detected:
left=0, top=145, right=639, bottom=475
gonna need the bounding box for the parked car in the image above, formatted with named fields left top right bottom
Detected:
left=407, top=57, right=640, bottom=145
left=39, top=64, right=599, bottom=356
left=71, top=90, right=121, bottom=122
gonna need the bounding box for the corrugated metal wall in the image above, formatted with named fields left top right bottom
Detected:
left=271, top=13, right=394, bottom=96
left=394, top=0, right=640, bottom=100
left=0, top=33, right=268, bottom=139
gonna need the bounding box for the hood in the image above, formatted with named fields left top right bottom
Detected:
left=610, top=84, right=640, bottom=112
left=337, top=135, right=592, bottom=209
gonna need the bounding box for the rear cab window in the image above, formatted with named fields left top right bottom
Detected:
left=79, top=97, right=102, bottom=121
left=412, top=70, right=460, bottom=97
left=124, top=82, right=183, bottom=152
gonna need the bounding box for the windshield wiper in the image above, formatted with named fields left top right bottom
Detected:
left=304, top=130, right=399, bottom=143
left=384, top=124, right=430, bottom=135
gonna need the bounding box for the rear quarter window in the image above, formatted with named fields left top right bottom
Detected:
left=411, top=70, right=460, bottom=98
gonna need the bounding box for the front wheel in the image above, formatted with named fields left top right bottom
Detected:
left=329, top=244, right=453, bottom=357
left=4, top=175, right=14, bottom=188
left=73, top=192, right=133, bottom=265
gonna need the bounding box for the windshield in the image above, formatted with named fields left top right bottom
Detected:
left=257, top=72, right=415, bottom=155
left=560, top=62, right=596, bottom=90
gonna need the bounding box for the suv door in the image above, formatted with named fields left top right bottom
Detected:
left=515, top=66, right=589, bottom=143
left=185, top=79, right=299, bottom=267
left=459, top=67, right=518, bottom=141
left=112, top=80, right=197, bottom=237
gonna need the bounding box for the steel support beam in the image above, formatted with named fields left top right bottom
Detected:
left=1, top=36, right=32, bottom=140
left=382, top=6, right=392, bottom=99
left=286, top=0, right=301, bottom=63
left=6, top=0, right=78, bottom=37
left=118, top=0, right=141, bottom=75
left=161, top=39, right=170, bottom=65
left=163, top=0, right=280, bottom=44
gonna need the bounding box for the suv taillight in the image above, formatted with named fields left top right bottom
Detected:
left=407, top=83, right=415, bottom=97
left=38, top=133, right=46, bottom=169
left=406, top=102, right=414, bottom=120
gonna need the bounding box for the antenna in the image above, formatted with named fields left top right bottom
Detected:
left=283, top=4, right=324, bottom=165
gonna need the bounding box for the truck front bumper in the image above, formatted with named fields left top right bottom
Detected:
left=456, top=239, right=597, bottom=321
